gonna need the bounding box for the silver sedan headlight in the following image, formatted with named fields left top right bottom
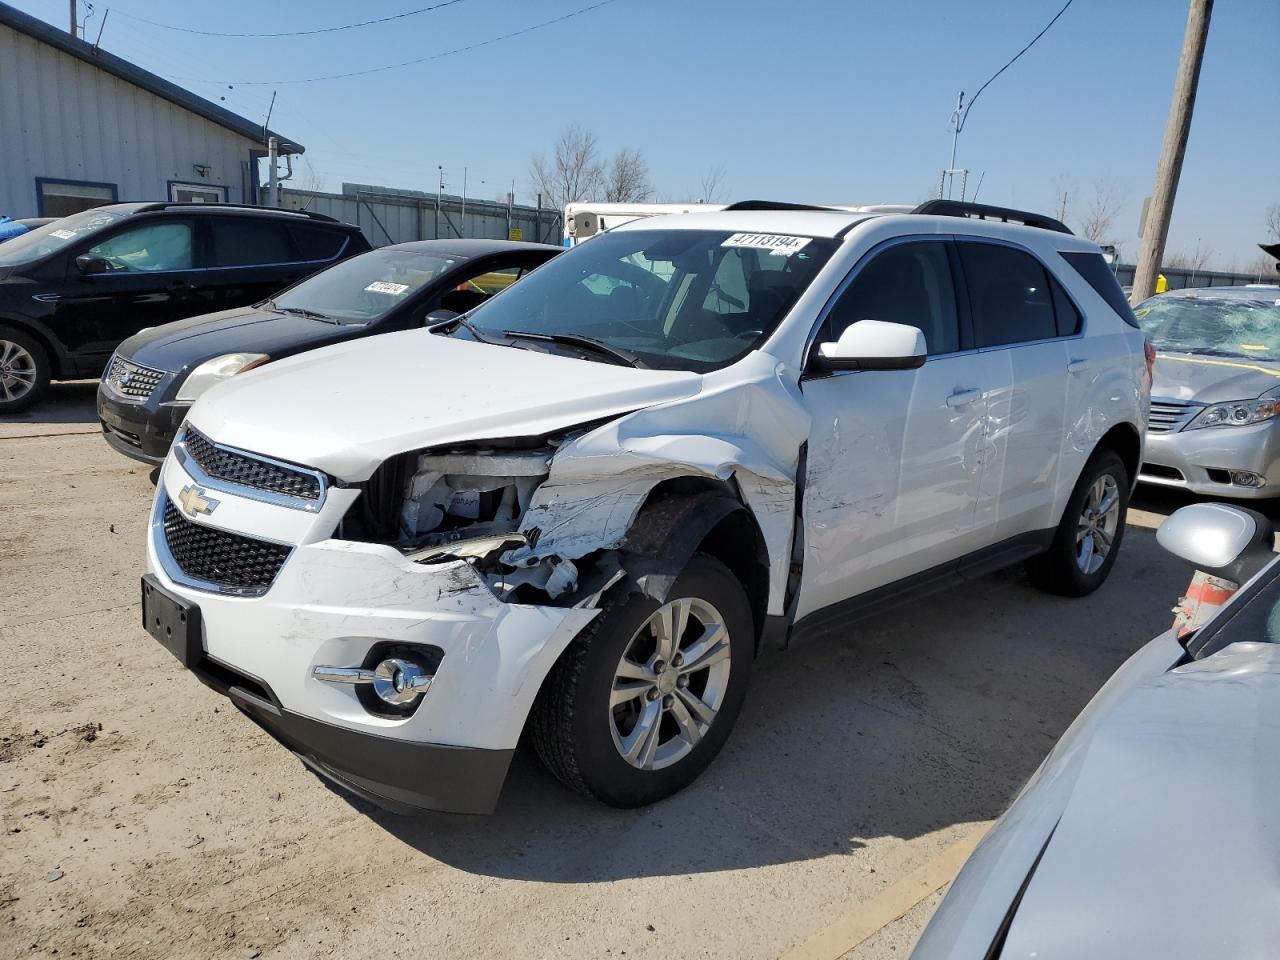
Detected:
left=175, top=353, right=269, bottom=403
left=1186, top=398, right=1279, bottom=429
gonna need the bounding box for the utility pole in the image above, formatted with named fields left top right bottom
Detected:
left=1131, top=0, right=1213, bottom=304
left=69, top=0, right=77, bottom=36
left=460, top=167, right=467, bottom=239
left=435, top=166, right=443, bottom=240
left=267, top=137, right=279, bottom=208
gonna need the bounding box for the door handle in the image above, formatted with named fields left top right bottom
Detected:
left=1067, top=359, right=1090, bottom=375
left=945, top=388, right=983, bottom=409
left=167, top=280, right=193, bottom=293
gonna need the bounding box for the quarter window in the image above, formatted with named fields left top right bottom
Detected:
left=826, top=241, right=960, bottom=355
left=210, top=220, right=294, bottom=267
left=958, top=242, right=1057, bottom=347
left=86, top=222, right=193, bottom=272
left=289, top=225, right=346, bottom=262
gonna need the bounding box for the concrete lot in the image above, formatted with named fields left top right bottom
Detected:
left=0, top=383, right=1230, bottom=960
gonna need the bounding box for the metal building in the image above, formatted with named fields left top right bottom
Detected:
left=0, top=2, right=301, bottom=218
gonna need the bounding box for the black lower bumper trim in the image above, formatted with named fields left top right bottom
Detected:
left=219, top=681, right=512, bottom=816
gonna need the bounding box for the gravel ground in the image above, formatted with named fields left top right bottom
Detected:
left=0, top=383, right=1220, bottom=960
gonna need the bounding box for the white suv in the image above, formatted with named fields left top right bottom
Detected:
left=141, top=200, right=1151, bottom=814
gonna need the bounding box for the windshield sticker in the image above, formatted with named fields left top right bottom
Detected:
left=86, top=216, right=114, bottom=227
left=50, top=229, right=77, bottom=240
left=364, top=281, right=409, bottom=295
left=721, top=233, right=812, bottom=256
left=1240, top=344, right=1268, bottom=351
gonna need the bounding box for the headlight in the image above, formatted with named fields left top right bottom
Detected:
left=1186, top=398, right=1279, bottom=429
left=175, top=353, right=269, bottom=403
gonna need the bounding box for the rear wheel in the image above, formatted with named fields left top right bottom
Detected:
left=1026, top=450, right=1129, bottom=596
left=0, top=326, right=49, bottom=414
left=531, top=554, right=754, bottom=807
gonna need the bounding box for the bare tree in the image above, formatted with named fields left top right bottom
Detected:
left=603, top=147, right=653, bottom=203
left=529, top=126, right=604, bottom=211
left=698, top=163, right=729, bottom=204
left=1075, top=177, right=1125, bottom=245
left=1245, top=251, right=1278, bottom=279
left=1048, top=173, right=1076, bottom=223
left=1266, top=203, right=1280, bottom=241
left=1165, top=239, right=1215, bottom=273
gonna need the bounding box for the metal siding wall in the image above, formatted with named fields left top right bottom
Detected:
left=0, top=23, right=261, bottom=215
left=281, top=188, right=563, bottom=248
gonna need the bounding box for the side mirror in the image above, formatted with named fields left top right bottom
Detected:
left=814, top=319, right=927, bottom=372
left=76, top=254, right=111, bottom=275
left=424, top=308, right=459, bottom=326
left=1157, top=503, right=1275, bottom=582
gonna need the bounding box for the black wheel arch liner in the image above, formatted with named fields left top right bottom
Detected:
left=616, top=486, right=773, bottom=649
left=0, top=314, right=71, bottom=379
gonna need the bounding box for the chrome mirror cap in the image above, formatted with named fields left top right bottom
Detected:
left=1157, top=503, right=1262, bottom=570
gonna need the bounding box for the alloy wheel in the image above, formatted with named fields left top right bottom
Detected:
left=0, top=339, right=37, bottom=403
left=1076, top=473, right=1120, bottom=575
left=609, top=596, right=732, bottom=771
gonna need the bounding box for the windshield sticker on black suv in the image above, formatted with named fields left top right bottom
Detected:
left=50, top=229, right=77, bottom=240
left=364, top=281, right=410, bottom=295
left=721, top=233, right=812, bottom=256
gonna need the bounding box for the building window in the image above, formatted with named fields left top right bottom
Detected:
left=35, top=178, right=118, bottom=218
left=169, top=181, right=227, bottom=204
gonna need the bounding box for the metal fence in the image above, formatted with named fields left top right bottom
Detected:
left=279, top=183, right=562, bottom=248
left=1114, top=262, right=1277, bottom=292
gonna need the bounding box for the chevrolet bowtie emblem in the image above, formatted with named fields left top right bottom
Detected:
left=178, top=484, right=219, bottom=518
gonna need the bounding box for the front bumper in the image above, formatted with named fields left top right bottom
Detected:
left=1139, top=421, right=1280, bottom=499
left=97, top=381, right=188, bottom=464
left=145, top=450, right=598, bottom=814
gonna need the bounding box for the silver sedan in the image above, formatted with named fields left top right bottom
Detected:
left=1137, top=285, right=1280, bottom=497
left=911, top=501, right=1280, bottom=959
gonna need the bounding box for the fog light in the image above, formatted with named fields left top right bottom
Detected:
left=373, top=658, right=432, bottom=705
left=312, top=657, right=433, bottom=705
left=1231, top=471, right=1265, bottom=488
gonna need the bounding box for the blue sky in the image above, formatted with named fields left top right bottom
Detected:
left=16, top=0, right=1280, bottom=269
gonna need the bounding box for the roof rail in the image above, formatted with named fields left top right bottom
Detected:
left=722, top=200, right=838, bottom=212
left=911, top=199, right=1073, bottom=235
left=132, top=201, right=339, bottom=223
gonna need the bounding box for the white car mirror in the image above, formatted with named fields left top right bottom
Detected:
left=815, top=319, right=927, bottom=371
left=1157, top=502, right=1274, bottom=574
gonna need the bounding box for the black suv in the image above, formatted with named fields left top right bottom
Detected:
left=0, top=202, right=369, bottom=413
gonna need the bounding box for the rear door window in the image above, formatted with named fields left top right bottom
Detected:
left=825, top=241, right=960, bottom=355
left=958, top=242, right=1057, bottom=347
left=210, top=219, right=294, bottom=267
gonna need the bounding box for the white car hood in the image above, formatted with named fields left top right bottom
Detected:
left=186, top=329, right=703, bottom=480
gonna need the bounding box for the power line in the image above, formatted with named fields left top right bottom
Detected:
left=167, top=0, right=621, bottom=85
left=112, top=0, right=475, bottom=38
left=957, top=0, right=1075, bottom=133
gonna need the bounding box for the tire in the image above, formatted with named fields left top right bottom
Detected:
left=0, top=325, right=50, bottom=415
left=1026, top=450, right=1129, bottom=597
left=531, top=553, right=754, bottom=807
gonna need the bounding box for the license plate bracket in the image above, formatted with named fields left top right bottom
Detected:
left=141, top=574, right=203, bottom=667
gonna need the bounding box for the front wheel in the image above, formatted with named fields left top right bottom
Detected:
left=1026, top=450, right=1129, bottom=597
left=531, top=554, right=754, bottom=807
left=0, top=326, right=49, bottom=414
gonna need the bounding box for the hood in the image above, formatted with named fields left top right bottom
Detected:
left=119, top=305, right=362, bottom=374
left=999, top=640, right=1280, bottom=959
left=187, top=329, right=704, bottom=479
left=1151, top=350, right=1280, bottom=403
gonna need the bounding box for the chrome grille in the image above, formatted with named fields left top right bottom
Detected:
left=181, top=427, right=323, bottom=502
left=104, top=355, right=165, bottom=400
left=162, top=498, right=291, bottom=594
left=1148, top=397, right=1201, bottom=434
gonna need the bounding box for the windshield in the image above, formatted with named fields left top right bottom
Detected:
left=271, top=248, right=460, bottom=323
left=1136, top=295, right=1280, bottom=361
left=466, top=229, right=838, bottom=371
left=0, top=208, right=130, bottom=266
